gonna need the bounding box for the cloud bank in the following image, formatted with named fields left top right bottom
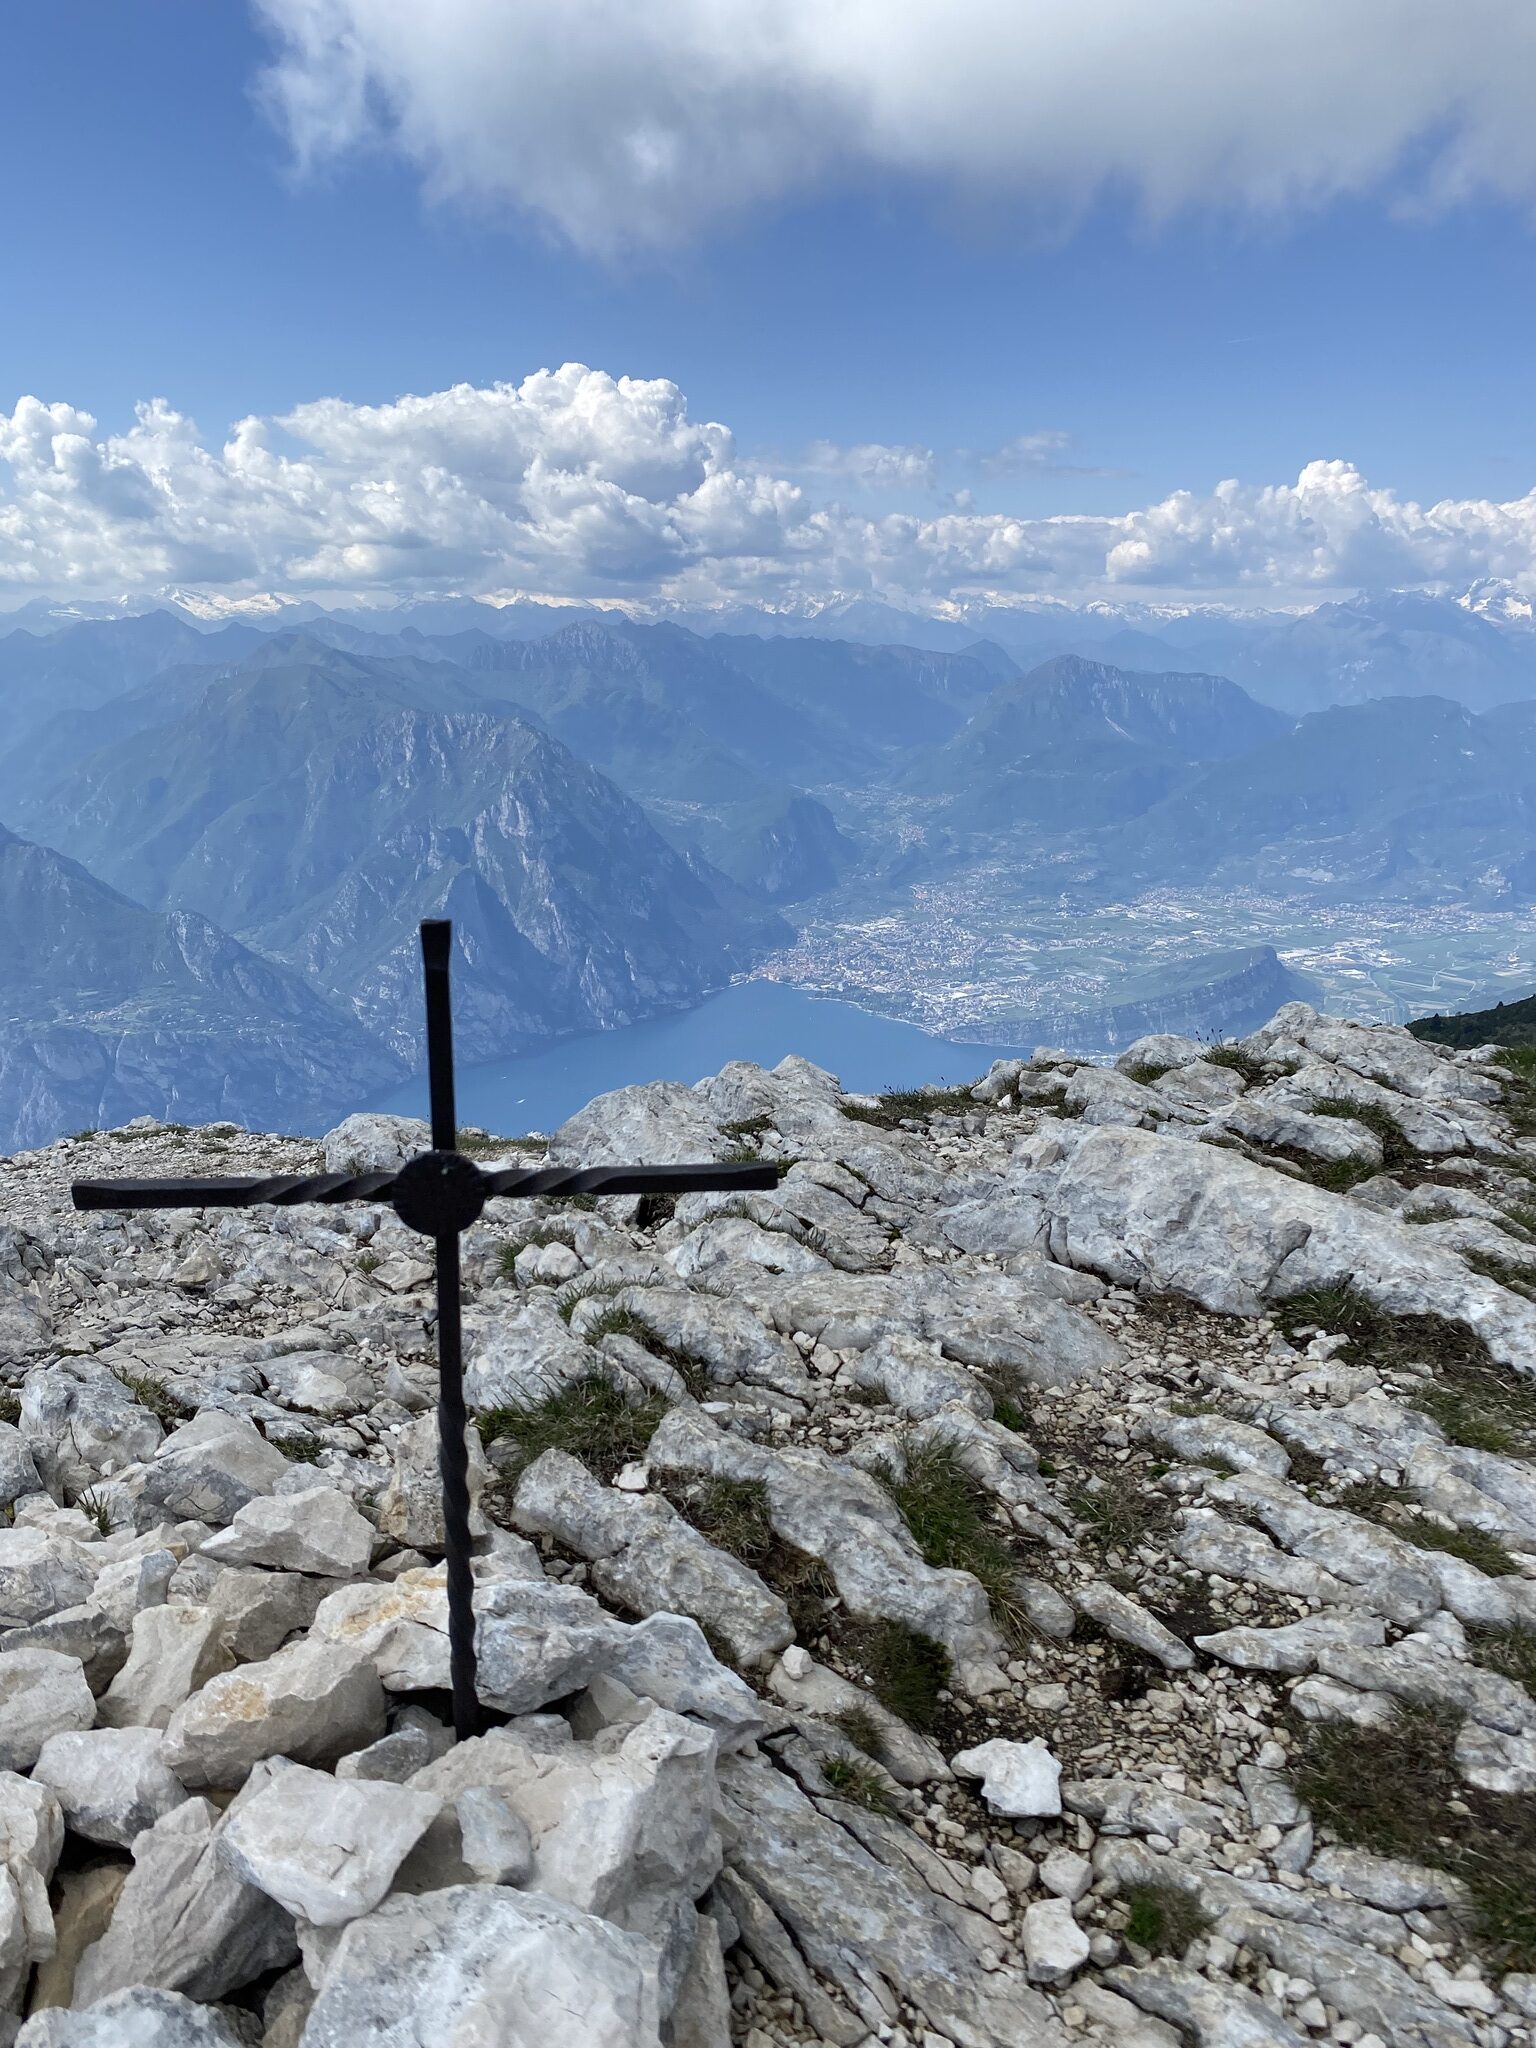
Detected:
left=252, top=0, right=1536, bottom=252
left=2, top=366, right=1535, bottom=609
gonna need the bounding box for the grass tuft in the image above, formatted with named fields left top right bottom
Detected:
left=719, top=1114, right=774, bottom=1142
left=1067, top=1469, right=1172, bottom=1554
left=111, top=1369, right=189, bottom=1430
left=1274, top=1283, right=1536, bottom=1456
left=74, top=1485, right=116, bottom=1536
left=1406, top=1519, right=1519, bottom=1577
left=1308, top=1096, right=1415, bottom=1171
left=1202, top=1041, right=1267, bottom=1086
left=1121, top=1061, right=1173, bottom=1087
left=0, top=1392, right=19, bottom=1426
left=1122, top=1881, right=1212, bottom=1958
left=839, top=1084, right=978, bottom=1129
left=1469, top=1624, right=1536, bottom=1690
left=271, top=1431, right=326, bottom=1464
left=820, top=1755, right=895, bottom=1813
left=663, top=1473, right=835, bottom=1638
left=477, top=1373, right=666, bottom=1484
left=833, top=1704, right=886, bottom=1760
left=872, top=1439, right=1032, bottom=1643
left=847, top=1619, right=952, bottom=1734
left=1291, top=1704, right=1536, bottom=1967
left=1464, top=1248, right=1536, bottom=1301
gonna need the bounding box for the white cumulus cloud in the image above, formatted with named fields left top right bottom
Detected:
left=2, top=366, right=1536, bottom=609
left=252, top=0, right=1536, bottom=253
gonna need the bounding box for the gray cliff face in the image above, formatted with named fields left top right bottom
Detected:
left=0, top=827, right=403, bottom=1149
left=956, top=946, right=1319, bottom=1053
left=18, top=647, right=787, bottom=1066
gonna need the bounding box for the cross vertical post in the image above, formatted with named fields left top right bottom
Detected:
left=417, top=919, right=479, bottom=1737
left=71, top=918, right=780, bottom=1748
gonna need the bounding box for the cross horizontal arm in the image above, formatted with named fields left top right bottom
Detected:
left=72, top=1158, right=781, bottom=1214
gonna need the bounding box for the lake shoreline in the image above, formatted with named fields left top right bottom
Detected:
left=370, top=977, right=1030, bottom=1136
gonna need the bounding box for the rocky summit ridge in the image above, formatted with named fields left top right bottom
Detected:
left=0, top=1003, right=1535, bottom=2045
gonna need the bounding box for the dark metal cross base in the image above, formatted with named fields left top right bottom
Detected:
left=73, top=919, right=778, bottom=1739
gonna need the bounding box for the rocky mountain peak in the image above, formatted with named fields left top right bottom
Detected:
left=2, top=1003, right=1534, bottom=2042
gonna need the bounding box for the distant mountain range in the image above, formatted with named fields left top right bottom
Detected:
left=4, top=586, right=1536, bottom=1146
left=906, top=655, right=1286, bottom=829
left=0, top=824, right=402, bottom=1149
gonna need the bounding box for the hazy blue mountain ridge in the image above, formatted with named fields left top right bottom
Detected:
left=0, top=823, right=402, bottom=1148
left=1098, top=693, right=1536, bottom=899
left=906, top=653, right=1289, bottom=828
left=18, top=644, right=787, bottom=1061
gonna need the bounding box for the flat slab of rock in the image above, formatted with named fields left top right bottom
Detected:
left=512, top=1449, right=793, bottom=1668
left=1107, top=1958, right=1308, bottom=2046
left=218, top=1760, right=441, bottom=1925
left=161, top=1639, right=386, bottom=1789
left=200, top=1486, right=376, bottom=1578
left=139, top=1411, right=290, bottom=1526
left=717, top=1753, right=1063, bottom=2047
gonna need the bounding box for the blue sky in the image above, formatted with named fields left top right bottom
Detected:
left=2, top=1, right=1534, bottom=608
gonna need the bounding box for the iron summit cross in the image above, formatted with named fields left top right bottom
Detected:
left=72, top=918, right=779, bottom=1738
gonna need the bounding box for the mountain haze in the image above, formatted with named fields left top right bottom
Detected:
left=0, top=823, right=402, bottom=1148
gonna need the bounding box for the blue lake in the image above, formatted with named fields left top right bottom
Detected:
left=374, top=979, right=1028, bottom=1135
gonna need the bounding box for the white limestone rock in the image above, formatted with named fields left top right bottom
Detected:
left=321, top=1114, right=431, bottom=1174
left=461, top=1295, right=596, bottom=1410
left=453, top=1785, right=534, bottom=1884
left=301, top=1884, right=663, bottom=2047
left=1115, top=1034, right=1206, bottom=1075
left=0, top=1650, right=94, bottom=1771
left=309, top=1565, right=630, bottom=1715
left=160, top=1639, right=386, bottom=1789
left=1194, top=1612, right=1386, bottom=1675
left=767, top=1651, right=947, bottom=1786
left=218, top=1760, right=441, bottom=1926
left=648, top=1404, right=1009, bottom=1694
left=15, top=1988, right=245, bottom=2046
left=1073, top=1581, right=1194, bottom=1671
left=950, top=1737, right=1062, bottom=1818
left=0, top=1425, right=40, bottom=1513
left=199, top=1486, right=375, bottom=1578
left=1022, top=1894, right=1090, bottom=1984
left=72, top=1787, right=298, bottom=2006
left=1015, top=1120, right=1536, bottom=1369
left=97, top=1604, right=233, bottom=1730
left=603, top=1612, right=768, bottom=1752
left=716, top=1752, right=1059, bottom=2046
left=376, top=1415, right=490, bottom=1549
left=1138, top=1410, right=1291, bottom=1478
left=1107, top=1959, right=1309, bottom=2046
left=0, top=1529, right=95, bottom=1631
left=512, top=1449, right=794, bottom=1669
left=17, top=1358, right=164, bottom=1498
left=32, top=1727, right=188, bottom=1846
left=139, top=1412, right=290, bottom=1526
left=550, top=1081, right=732, bottom=1169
